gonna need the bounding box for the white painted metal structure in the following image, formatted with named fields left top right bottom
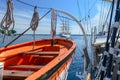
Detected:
left=55, top=9, right=89, bottom=80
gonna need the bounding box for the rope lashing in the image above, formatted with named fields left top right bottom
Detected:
left=51, top=9, right=57, bottom=46
left=51, top=8, right=57, bottom=38
left=0, top=0, right=14, bottom=43
left=0, top=0, right=14, bottom=30
left=30, top=6, right=39, bottom=31
left=30, top=6, right=39, bottom=49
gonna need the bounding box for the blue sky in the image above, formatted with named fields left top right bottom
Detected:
left=0, top=0, right=111, bottom=34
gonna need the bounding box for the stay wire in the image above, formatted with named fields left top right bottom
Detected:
left=77, top=0, right=82, bottom=21
left=98, top=0, right=104, bottom=32
left=80, top=0, right=97, bottom=23
left=101, top=1, right=106, bottom=25
left=16, top=0, right=51, bottom=10
left=88, top=0, right=98, bottom=15
left=103, top=4, right=112, bottom=30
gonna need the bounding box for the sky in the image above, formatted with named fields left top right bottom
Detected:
left=0, top=0, right=112, bottom=34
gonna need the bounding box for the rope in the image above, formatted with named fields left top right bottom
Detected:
left=88, top=0, right=97, bottom=13
left=0, top=0, right=15, bottom=43
left=98, top=0, right=104, bottom=33
left=77, top=0, right=82, bottom=20
left=51, top=9, right=57, bottom=38
left=30, top=6, right=39, bottom=49
left=16, top=0, right=51, bottom=10
left=33, top=31, right=35, bottom=49
left=51, top=9, right=57, bottom=46
left=101, top=1, right=106, bottom=26
left=30, top=6, right=39, bottom=31
left=102, top=4, right=112, bottom=34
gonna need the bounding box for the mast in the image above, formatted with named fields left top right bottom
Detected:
left=99, top=0, right=115, bottom=79
left=105, top=0, right=120, bottom=79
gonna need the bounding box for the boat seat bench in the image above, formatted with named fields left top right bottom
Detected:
left=33, top=55, right=55, bottom=58
left=6, top=65, right=43, bottom=71
left=3, top=70, right=34, bottom=79
left=22, top=51, right=59, bottom=55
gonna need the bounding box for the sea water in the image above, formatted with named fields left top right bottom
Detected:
left=0, top=34, right=92, bottom=80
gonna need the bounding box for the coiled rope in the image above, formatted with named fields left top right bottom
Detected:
left=30, top=6, right=39, bottom=49
left=0, top=0, right=15, bottom=43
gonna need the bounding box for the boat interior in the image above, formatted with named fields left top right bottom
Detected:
left=0, top=38, right=74, bottom=80
left=3, top=46, right=59, bottom=80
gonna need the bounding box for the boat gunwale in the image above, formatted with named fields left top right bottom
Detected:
left=0, top=38, right=69, bottom=59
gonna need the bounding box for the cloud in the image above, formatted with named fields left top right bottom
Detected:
left=78, top=3, right=111, bottom=35
left=90, top=3, right=110, bottom=33
left=15, top=12, right=32, bottom=19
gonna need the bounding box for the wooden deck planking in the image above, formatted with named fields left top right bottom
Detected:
left=6, top=65, right=43, bottom=71
left=23, top=51, right=59, bottom=55
left=7, top=65, right=43, bottom=69
left=34, top=55, right=55, bottom=58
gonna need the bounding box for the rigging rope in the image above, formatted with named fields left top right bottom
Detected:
left=30, top=6, right=39, bottom=31
left=79, top=0, right=97, bottom=22
left=16, top=0, right=51, bottom=10
left=94, top=1, right=114, bottom=80
left=30, top=6, right=39, bottom=49
left=77, top=0, right=82, bottom=21
left=102, top=4, right=112, bottom=34
left=0, top=0, right=15, bottom=43
left=101, top=1, right=106, bottom=26
left=98, top=0, right=104, bottom=33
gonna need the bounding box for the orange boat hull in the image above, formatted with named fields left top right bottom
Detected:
left=0, top=38, right=76, bottom=80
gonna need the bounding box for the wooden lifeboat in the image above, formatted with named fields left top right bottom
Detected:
left=0, top=38, right=76, bottom=80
